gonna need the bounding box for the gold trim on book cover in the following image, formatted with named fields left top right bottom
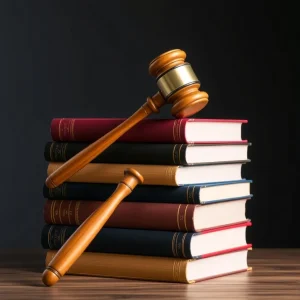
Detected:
left=67, top=200, right=72, bottom=224
left=172, top=260, right=178, bottom=281
left=58, top=200, right=63, bottom=224
left=51, top=201, right=56, bottom=223
left=176, top=204, right=182, bottom=230
left=186, top=186, right=196, bottom=204
left=172, top=260, right=184, bottom=282
left=172, top=232, right=179, bottom=257
left=70, top=119, right=75, bottom=141
left=179, top=119, right=183, bottom=141
left=172, top=120, right=176, bottom=141
left=171, top=119, right=183, bottom=143
left=75, top=201, right=81, bottom=225
left=172, top=144, right=177, bottom=164
left=166, top=166, right=176, bottom=183
left=192, top=186, right=196, bottom=204
left=183, top=205, right=189, bottom=231
left=178, top=144, right=184, bottom=164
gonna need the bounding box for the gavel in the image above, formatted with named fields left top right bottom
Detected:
left=45, top=49, right=209, bottom=189
left=42, top=49, right=209, bottom=286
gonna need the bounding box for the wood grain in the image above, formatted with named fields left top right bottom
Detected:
left=1, top=249, right=299, bottom=299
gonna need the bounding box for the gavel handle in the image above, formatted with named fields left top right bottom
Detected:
left=42, top=168, right=144, bottom=287
left=45, top=93, right=165, bottom=188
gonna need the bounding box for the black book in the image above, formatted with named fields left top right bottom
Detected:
left=44, top=141, right=250, bottom=166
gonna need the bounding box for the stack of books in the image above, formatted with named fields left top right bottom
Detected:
left=41, top=117, right=253, bottom=283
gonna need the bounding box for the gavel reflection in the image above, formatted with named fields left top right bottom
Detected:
left=42, top=49, right=209, bottom=286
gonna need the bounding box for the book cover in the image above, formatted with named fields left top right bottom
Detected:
left=43, top=198, right=250, bottom=232
left=45, top=248, right=251, bottom=283
left=47, top=161, right=248, bottom=186
left=41, top=222, right=252, bottom=259
left=43, top=180, right=253, bottom=204
left=50, top=118, right=248, bottom=143
left=44, top=141, right=250, bottom=166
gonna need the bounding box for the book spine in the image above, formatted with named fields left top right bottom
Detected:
left=46, top=250, right=191, bottom=283
left=41, top=225, right=194, bottom=258
left=43, top=182, right=201, bottom=204
left=47, top=162, right=179, bottom=186
left=43, top=200, right=196, bottom=232
left=44, top=142, right=188, bottom=165
left=50, top=118, right=189, bottom=143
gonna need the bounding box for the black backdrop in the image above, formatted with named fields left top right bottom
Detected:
left=0, top=1, right=295, bottom=248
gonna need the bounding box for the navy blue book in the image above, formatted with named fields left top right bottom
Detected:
left=43, top=179, right=252, bottom=204
left=41, top=222, right=251, bottom=259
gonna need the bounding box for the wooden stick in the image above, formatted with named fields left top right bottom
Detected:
left=42, top=168, right=144, bottom=287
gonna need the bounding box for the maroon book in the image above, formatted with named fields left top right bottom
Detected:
left=50, top=118, right=248, bottom=143
left=43, top=198, right=250, bottom=232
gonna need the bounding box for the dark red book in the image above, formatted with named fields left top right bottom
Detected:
left=50, top=118, right=248, bottom=143
left=43, top=198, right=250, bottom=232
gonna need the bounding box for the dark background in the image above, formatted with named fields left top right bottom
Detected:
left=0, top=1, right=295, bottom=248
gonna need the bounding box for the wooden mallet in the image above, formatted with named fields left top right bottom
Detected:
left=45, top=49, right=209, bottom=189
left=42, top=49, right=209, bottom=286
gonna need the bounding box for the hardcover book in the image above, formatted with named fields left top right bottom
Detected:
left=50, top=118, right=248, bottom=143
left=43, top=198, right=250, bottom=231
left=45, top=248, right=251, bottom=283
left=43, top=180, right=252, bottom=204
left=47, top=161, right=249, bottom=186
left=41, top=222, right=251, bottom=259
left=44, top=141, right=250, bottom=166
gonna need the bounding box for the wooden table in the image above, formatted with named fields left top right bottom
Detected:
left=0, top=249, right=299, bottom=299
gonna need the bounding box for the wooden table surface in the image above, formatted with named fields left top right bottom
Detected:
left=0, top=248, right=299, bottom=299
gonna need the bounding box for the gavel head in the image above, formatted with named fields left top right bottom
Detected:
left=149, top=49, right=209, bottom=118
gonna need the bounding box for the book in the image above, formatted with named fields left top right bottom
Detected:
left=43, top=180, right=252, bottom=203
left=41, top=222, right=251, bottom=259
left=50, top=118, right=248, bottom=143
left=44, top=141, right=250, bottom=165
left=47, top=161, right=248, bottom=186
left=43, top=198, right=249, bottom=231
left=45, top=248, right=251, bottom=283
